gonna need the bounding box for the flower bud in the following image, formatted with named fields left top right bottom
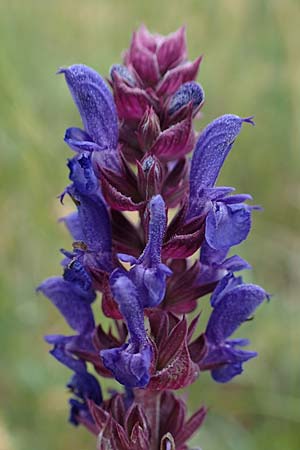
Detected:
left=137, top=155, right=162, bottom=200
left=137, top=107, right=161, bottom=151
left=168, top=81, right=205, bottom=116
left=110, top=64, right=136, bottom=87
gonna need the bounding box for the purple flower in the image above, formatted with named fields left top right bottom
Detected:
left=67, top=371, right=102, bottom=426
left=44, top=334, right=88, bottom=373
left=188, top=114, right=256, bottom=250
left=116, top=195, right=172, bottom=308
left=197, top=239, right=251, bottom=286
left=42, top=333, right=102, bottom=428
left=68, top=152, right=99, bottom=196
left=59, top=64, right=120, bottom=172
left=100, top=275, right=152, bottom=388
left=189, top=115, right=254, bottom=202
left=59, top=64, right=118, bottom=150
left=201, top=280, right=268, bottom=382
left=205, top=194, right=257, bottom=250
left=38, top=274, right=95, bottom=335
left=100, top=195, right=171, bottom=387
left=64, top=153, right=113, bottom=272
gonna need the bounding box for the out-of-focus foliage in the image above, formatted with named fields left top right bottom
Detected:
left=0, top=1, right=299, bottom=449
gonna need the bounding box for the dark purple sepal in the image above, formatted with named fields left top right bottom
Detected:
left=156, top=56, right=203, bottom=96
left=100, top=168, right=145, bottom=211
left=89, top=395, right=150, bottom=450
left=87, top=264, right=108, bottom=292
left=148, top=312, right=200, bottom=390
left=163, top=260, right=217, bottom=314
left=119, top=125, right=144, bottom=163
left=137, top=155, right=163, bottom=201
left=129, top=29, right=160, bottom=86
left=94, top=322, right=127, bottom=354
left=161, top=158, right=189, bottom=208
left=113, top=75, right=153, bottom=121
left=174, top=405, right=207, bottom=450
left=150, top=113, right=195, bottom=161
left=137, top=107, right=161, bottom=151
left=91, top=388, right=205, bottom=450
left=101, top=277, right=123, bottom=319
left=104, top=181, right=144, bottom=211
left=188, top=332, right=208, bottom=365
left=162, top=205, right=205, bottom=259
left=156, top=26, right=187, bottom=74
left=98, top=156, right=146, bottom=211
left=58, top=64, right=118, bottom=149
left=162, top=228, right=203, bottom=259
left=124, top=404, right=150, bottom=450
left=135, top=390, right=207, bottom=450
left=111, top=210, right=144, bottom=257
left=127, top=25, right=157, bottom=55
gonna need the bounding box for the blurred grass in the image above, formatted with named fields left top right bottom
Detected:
left=0, top=0, right=299, bottom=449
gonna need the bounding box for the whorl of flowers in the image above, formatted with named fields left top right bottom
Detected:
left=38, top=25, right=268, bottom=450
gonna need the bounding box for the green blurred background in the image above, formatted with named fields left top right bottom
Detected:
left=0, top=0, right=299, bottom=449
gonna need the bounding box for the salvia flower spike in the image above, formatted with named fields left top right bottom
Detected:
left=39, top=25, right=268, bottom=449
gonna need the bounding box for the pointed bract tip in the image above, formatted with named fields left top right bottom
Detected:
left=266, top=292, right=272, bottom=301
left=242, top=115, right=255, bottom=126
left=56, top=67, right=67, bottom=75
left=179, top=24, right=186, bottom=36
